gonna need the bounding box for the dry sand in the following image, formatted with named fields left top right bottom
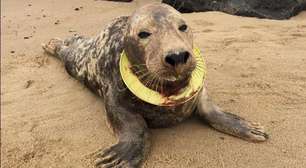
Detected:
left=1, top=0, right=306, bottom=167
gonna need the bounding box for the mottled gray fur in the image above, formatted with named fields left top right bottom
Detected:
left=43, top=4, right=268, bottom=168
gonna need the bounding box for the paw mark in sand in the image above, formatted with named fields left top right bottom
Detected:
left=240, top=73, right=255, bottom=78
left=54, top=20, right=60, bottom=25
left=219, top=136, right=225, bottom=140
left=22, top=151, right=36, bottom=163
left=24, top=36, right=32, bottom=39
left=25, top=80, right=34, bottom=89
left=193, top=29, right=213, bottom=34
left=240, top=25, right=256, bottom=29
left=34, top=55, right=49, bottom=67
left=29, top=122, right=39, bottom=132
left=201, top=29, right=213, bottom=33
left=247, top=81, right=271, bottom=90
left=223, top=37, right=238, bottom=46
left=69, top=29, right=77, bottom=33
left=74, top=6, right=83, bottom=11
left=291, top=33, right=306, bottom=37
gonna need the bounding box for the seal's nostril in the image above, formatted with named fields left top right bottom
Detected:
left=181, top=51, right=190, bottom=63
left=165, top=51, right=190, bottom=67
left=165, top=54, right=176, bottom=66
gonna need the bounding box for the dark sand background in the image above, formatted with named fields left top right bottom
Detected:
left=1, top=0, right=306, bottom=167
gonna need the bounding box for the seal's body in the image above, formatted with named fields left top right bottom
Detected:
left=49, top=16, right=196, bottom=128
left=43, top=3, right=268, bottom=168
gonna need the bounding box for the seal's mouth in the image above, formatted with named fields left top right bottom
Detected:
left=120, top=47, right=206, bottom=106
left=156, top=72, right=193, bottom=96
left=157, top=66, right=194, bottom=82
left=129, top=58, right=195, bottom=96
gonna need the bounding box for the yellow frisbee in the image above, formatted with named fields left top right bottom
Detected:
left=120, top=47, right=206, bottom=106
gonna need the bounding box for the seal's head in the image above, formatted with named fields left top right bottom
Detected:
left=124, top=3, right=197, bottom=95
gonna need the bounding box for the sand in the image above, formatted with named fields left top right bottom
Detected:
left=1, top=0, right=306, bottom=167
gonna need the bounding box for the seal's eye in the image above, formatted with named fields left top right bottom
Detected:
left=138, top=31, right=151, bottom=39
left=179, top=24, right=188, bottom=32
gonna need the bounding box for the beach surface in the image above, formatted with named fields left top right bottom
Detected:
left=1, top=0, right=306, bottom=167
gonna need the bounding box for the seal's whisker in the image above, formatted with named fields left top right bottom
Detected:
left=146, top=74, right=153, bottom=86
left=137, top=72, right=152, bottom=85
left=149, top=74, right=159, bottom=100
left=147, top=74, right=154, bottom=86
left=142, top=76, right=151, bottom=84
left=150, top=71, right=160, bottom=91
left=152, top=74, right=159, bottom=92
left=161, top=77, right=164, bottom=94
left=130, top=66, right=147, bottom=72
left=128, top=72, right=150, bottom=90
left=150, top=72, right=157, bottom=91
left=130, top=63, right=161, bottom=73
left=130, top=63, right=147, bottom=66
left=142, top=76, right=150, bottom=88
left=130, top=62, right=161, bottom=67
left=133, top=69, right=149, bottom=75
left=156, top=77, right=161, bottom=92
left=136, top=70, right=150, bottom=78
left=153, top=72, right=162, bottom=92
left=144, top=74, right=154, bottom=88
left=129, top=64, right=146, bottom=69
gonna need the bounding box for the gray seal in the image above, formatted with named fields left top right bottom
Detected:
left=42, top=3, right=268, bottom=168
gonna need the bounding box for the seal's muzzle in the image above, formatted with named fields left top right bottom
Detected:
left=120, top=47, right=206, bottom=106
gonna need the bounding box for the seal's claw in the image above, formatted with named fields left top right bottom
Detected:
left=244, top=121, right=269, bottom=142
left=95, top=142, right=143, bottom=168
left=234, top=117, right=269, bottom=142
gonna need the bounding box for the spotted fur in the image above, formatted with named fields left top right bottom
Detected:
left=47, top=16, right=198, bottom=128
left=43, top=4, right=268, bottom=168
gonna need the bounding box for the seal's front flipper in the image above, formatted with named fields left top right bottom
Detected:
left=95, top=114, right=150, bottom=168
left=95, top=140, right=146, bottom=168
left=196, top=88, right=269, bottom=142
left=95, top=91, right=150, bottom=168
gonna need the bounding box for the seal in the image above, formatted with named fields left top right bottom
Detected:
left=42, top=3, right=268, bottom=168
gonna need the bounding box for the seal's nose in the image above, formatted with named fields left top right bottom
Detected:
left=165, top=51, right=190, bottom=67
